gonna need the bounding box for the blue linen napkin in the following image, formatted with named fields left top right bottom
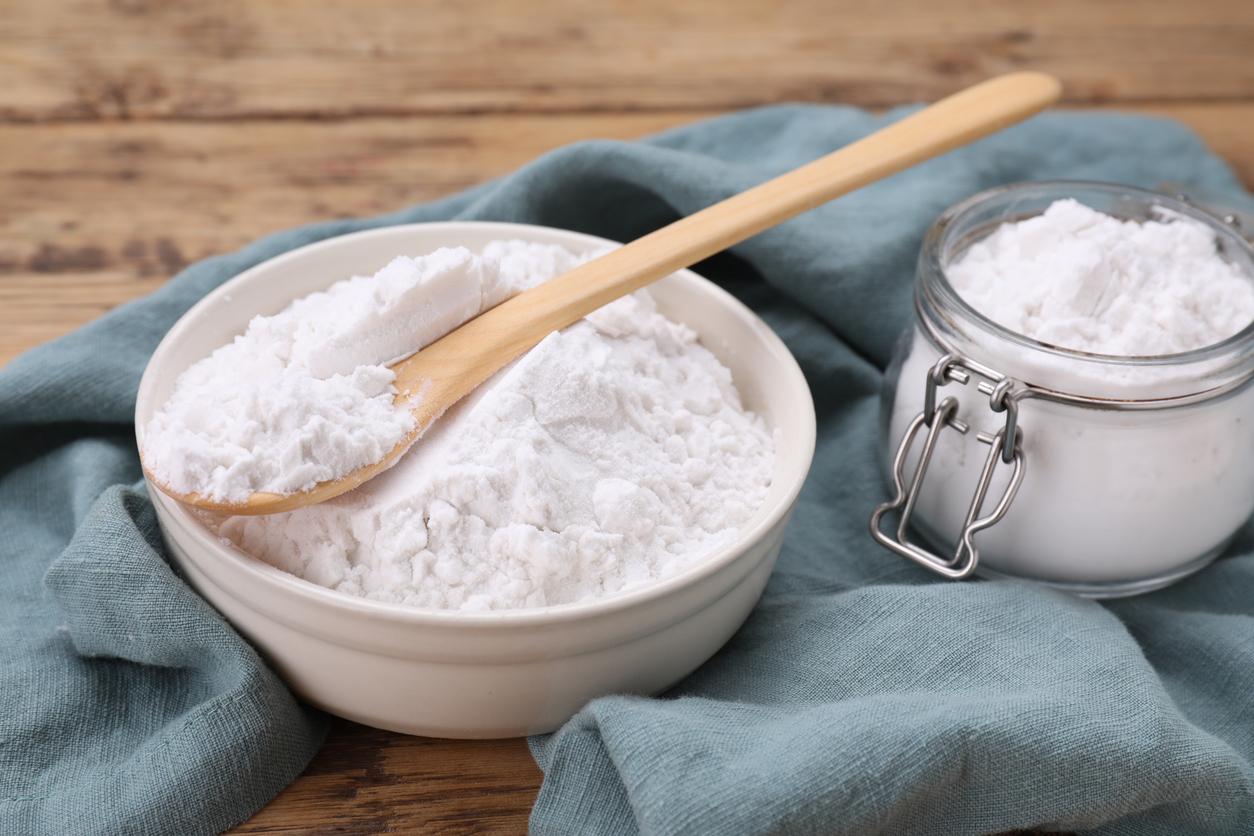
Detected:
left=1, top=105, right=1251, bottom=835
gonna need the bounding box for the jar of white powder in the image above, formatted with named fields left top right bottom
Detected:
left=871, top=182, right=1254, bottom=597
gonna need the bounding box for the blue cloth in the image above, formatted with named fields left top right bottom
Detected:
left=1, top=105, right=1251, bottom=835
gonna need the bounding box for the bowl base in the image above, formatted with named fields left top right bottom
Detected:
left=975, top=543, right=1228, bottom=599
left=898, top=519, right=1236, bottom=599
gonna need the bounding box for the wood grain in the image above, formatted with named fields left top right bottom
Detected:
left=229, top=720, right=540, bottom=835
left=2, top=104, right=1251, bottom=367
left=2, top=1, right=1251, bottom=831
left=0, top=112, right=686, bottom=365
left=2, top=0, right=1251, bottom=121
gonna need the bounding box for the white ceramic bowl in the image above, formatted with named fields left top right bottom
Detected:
left=136, top=222, right=816, bottom=738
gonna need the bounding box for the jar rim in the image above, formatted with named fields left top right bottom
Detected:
left=921, top=180, right=1254, bottom=369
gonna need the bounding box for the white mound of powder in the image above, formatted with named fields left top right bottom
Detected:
left=143, top=242, right=585, bottom=501
left=219, top=287, right=775, bottom=611
left=150, top=240, right=776, bottom=611
left=947, top=199, right=1254, bottom=356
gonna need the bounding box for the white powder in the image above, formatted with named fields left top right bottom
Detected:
left=947, top=199, right=1254, bottom=355
left=887, top=198, right=1254, bottom=589
left=143, top=242, right=585, bottom=501
left=219, top=288, right=774, bottom=611
left=154, top=241, right=775, bottom=611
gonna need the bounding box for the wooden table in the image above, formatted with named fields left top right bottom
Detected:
left=3, top=2, right=1250, bottom=831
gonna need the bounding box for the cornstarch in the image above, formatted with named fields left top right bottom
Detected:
left=144, top=242, right=587, bottom=501
left=888, top=195, right=1254, bottom=589
left=173, top=241, right=774, bottom=611
left=946, top=199, right=1254, bottom=355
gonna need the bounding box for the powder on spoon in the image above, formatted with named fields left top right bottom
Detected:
left=143, top=242, right=587, bottom=501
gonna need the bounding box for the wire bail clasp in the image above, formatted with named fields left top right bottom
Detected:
left=869, top=353, right=1027, bottom=578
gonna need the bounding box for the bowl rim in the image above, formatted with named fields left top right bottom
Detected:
left=138, top=220, right=817, bottom=629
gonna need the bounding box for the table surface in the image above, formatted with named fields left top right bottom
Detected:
left=3, top=1, right=1251, bottom=832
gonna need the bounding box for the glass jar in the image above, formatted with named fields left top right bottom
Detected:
left=871, top=181, right=1254, bottom=597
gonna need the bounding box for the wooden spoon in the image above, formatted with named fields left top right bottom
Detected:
left=153, top=71, right=1061, bottom=515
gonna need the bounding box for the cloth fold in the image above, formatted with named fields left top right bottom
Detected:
left=2, top=104, right=1252, bottom=835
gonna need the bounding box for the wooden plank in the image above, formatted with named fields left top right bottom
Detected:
left=228, top=720, right=540, bottom=834
left=0, top=111, right=686, bottom=365
left=1, top=0, right=1251, bottom=122
left=1136, top=103, right=1254, bottom=184
left=1, top=105, right=1251, bottom=367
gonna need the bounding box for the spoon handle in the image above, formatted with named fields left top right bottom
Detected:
left=394, top=72, right=1060, bottom=409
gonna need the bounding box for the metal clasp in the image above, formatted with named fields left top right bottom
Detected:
left=869, top=353, right=1027, bottom=579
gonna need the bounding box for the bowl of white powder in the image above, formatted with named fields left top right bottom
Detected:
left=136, top=221, right=815, bottom=737
left=874, top=181, right=1254, bottom=597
